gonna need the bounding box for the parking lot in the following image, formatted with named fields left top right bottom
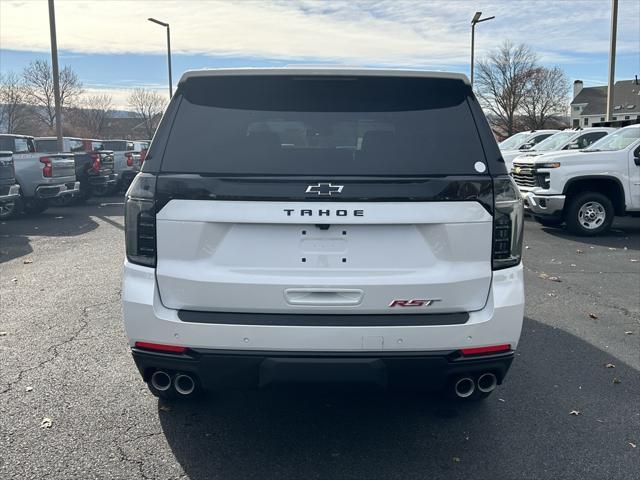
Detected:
left=0, top=197, right=638, bottom=480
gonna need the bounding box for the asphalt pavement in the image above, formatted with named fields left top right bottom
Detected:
left=0, top=197, right=638, bottom=480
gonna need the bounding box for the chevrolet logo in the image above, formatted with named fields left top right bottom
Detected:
left=305, top=183, right=344, bottom=196
left=514, top=166, right=521, bottom=174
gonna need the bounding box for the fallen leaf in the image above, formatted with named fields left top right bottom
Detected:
left=630, top=442, right=637, bottom=448
left=626, top=331, right=634, bottom=335
left=576, top=249, right=583, bottom=254
left=498, top=398, right=506, bottom=403
left=630, top=259, right=638, bottom=263
left=605, top=363, right=616, bottom=368
left=608, top=247, right=617, bottom=251
left=525, top=245, right=530, bottom=250
left=40, top=417, right=52, bottom=429
left=538, top=273, right=549, bottom=279
left=613, top=377, right=621, bottom=384
left=547, top=292, right=556, bottom=297
left=453, top=457, right=461, bottom=463
left=589, top=313, right=598, bottom=320
left=548, top=276, right=562, bottom=282
left=0, top=331, right=7, bottom=337
left=569, top=410, right=581, bottom=416
left=570, top=264, right=576, bottom=267
left=159, top=404, right=172, bottom=412
left=25, top=386, right=33, bottom=392
left=23, top=258, right=33, bottom=264
left=11, top=278, right=17, bottom=283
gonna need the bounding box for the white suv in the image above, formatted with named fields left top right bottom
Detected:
left=122, top=69, right=525, bottom=401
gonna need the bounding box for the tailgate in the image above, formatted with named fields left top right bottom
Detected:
left=49, top=153, right=76, bottom=178
left=155, top=200, right=493, bottom=315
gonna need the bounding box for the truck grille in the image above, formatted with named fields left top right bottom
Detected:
left=511, top=165, right=538, bottom=188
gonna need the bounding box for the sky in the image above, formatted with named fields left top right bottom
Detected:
left=1, top=0, right=639, bottom=108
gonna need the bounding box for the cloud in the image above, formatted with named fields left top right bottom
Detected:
left=1, top=0, right=638, bottom=67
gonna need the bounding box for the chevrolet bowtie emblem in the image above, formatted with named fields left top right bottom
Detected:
left=305, top=183, right=344, bottom=196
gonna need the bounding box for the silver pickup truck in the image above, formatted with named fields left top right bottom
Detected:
left=100, top=139, right=141, bottom=193
left=0, top=151, right=21, bottom=219
left=0, top=134, right=79, bottom=218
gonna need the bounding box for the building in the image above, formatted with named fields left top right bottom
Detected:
left=570, top=78, right=640, bottom=128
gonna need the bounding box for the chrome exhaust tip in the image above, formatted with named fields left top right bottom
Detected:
left=150, top=370, right=172, bottom=392
left=454, top=376, right=476, bottom=398
left=477, top=372, right=498, bottom=393
left=174, top=373, right=196, bottom=395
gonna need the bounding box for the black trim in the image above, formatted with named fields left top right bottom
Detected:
left=178, top=310, right=469, bottom=326
left=131, top=348, right=514, bottom=390
left=154, top=174, right=494, bottom=213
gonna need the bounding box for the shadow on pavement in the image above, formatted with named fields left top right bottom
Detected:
left=0, top=196, right=124, bottom=264
left=526, top=216, right=640, bottom=251
left=158, top=318, right=639, bottom=480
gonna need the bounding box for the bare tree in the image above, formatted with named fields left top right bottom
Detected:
left=521, top=67, right=569, bottom=129
left=22, top=59, right=84, bottom=131
left=0, top=72, right=30, bottom=134
left=70, top=94, right=114, bottom=138
left=128, top=88, right=167, bottom=139
left=475, top=42, right=538, bottom=136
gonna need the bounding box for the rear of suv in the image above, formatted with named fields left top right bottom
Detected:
left=123, top=69, right=525, bottom=401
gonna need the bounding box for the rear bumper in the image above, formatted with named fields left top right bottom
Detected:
left=123, top=262, right=524, bottom=387
left=524, top=191, right=565, bottom=217
left=131, top=347, right=514, bottom=390
left=35, top=181, right=80, bottom=199
left=88, top=173, right=118, bottom=187
left=0, top=183, right=20, bottom=203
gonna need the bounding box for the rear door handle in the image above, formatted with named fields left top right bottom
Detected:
left=284, top=288, right=363, bottom=306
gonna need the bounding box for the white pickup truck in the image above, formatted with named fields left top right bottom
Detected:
left=499, top=129, right=559, bottom=170
left=513, top=124, right=640, bottom=235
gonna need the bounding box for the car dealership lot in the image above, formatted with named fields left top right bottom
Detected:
left=1, top=198, right=638, bottom=480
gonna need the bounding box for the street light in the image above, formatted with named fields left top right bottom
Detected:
left=148, top=17, right=173, bottom=98
left=470, top=11, right=495, bottom=88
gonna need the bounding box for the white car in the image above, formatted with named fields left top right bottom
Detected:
left=499, top=129, right=559, bottom=169
left=510, top=128, right=616, bottom=168
left=122, top=68, right=525, bottom=402
left=513, top=125, right=640, bottom=235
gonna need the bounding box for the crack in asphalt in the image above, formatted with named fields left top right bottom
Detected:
left=0, top=299, right=114, bottom=395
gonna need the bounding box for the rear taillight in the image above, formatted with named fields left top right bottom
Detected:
left=492, top=176, right=524, bottom=270
left=90, top=153, right=101, bottom=173
left=125, top=152, right=134, bottom=167
left=39, top=156, right=52, bottom=177
left=125, top=173, right=156, bottom=267
left=134, top=341, right=186, bottom=353
left=461, top=344, right=511, bottom=356
left=139, top=149, right=147, bottom=165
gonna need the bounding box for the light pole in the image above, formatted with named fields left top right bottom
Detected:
left=470, top=11, right=495, bottom=88
left=48, top=0, right=63, bottom=151
left=148, top=17, right=172, bottom=98
left=606, top=0, right=618, bottom=122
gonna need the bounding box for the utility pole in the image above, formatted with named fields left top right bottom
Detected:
left=48, top=0, right=63, bottom=151
left=606, top=0, right=618, bottom=122
left=470, top=12, right=495, bottom=88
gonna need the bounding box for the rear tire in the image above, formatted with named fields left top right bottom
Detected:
left=0, top=200, right=19, bottom=219
left=534, top=216, right=563, bottom=228
left=565, top=192, right=614, bottom=236
left=23, top=198, right=48, bottom=215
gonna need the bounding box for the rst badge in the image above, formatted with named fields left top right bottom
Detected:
left=388, top=299, right=440, bottom=307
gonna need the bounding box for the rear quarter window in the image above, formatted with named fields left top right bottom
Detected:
left=160, top=75, right=489, bottom=176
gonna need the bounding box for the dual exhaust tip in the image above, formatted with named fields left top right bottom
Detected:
left=454, top=372, right=497, bottom=398
left=150, top=370, right=196, bottom=395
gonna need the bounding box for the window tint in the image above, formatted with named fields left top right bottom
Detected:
left=576, top=132, right=607, bottom=148
left=499, top=132, right=530, bottom=150
left=92, top=141, right=104, bottom=151
left=35, top=140, right=58, bottom=152
left=0, top=138, right=14, bottom=151
left=530, top=133, right=553, bottom=145
left=14, top=138, right=31, bottom=153
left=161, top=75, right=486, bottom=176
left=102, top=141, right=128, bottom=151
left=69, top=139, right=85, bottom=152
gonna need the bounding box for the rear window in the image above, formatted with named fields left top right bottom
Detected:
left=160, top=75, right=486, bottom=176
left=103, top=141, right=133, bottom=151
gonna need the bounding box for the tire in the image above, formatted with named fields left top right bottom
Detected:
left=534, top=216, right=563, bottom=228
left=23, top=198, right=48, bottom=215
left=565, top=191, right=614, bottom=236
left=0, top=199, right=19, bottom=219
